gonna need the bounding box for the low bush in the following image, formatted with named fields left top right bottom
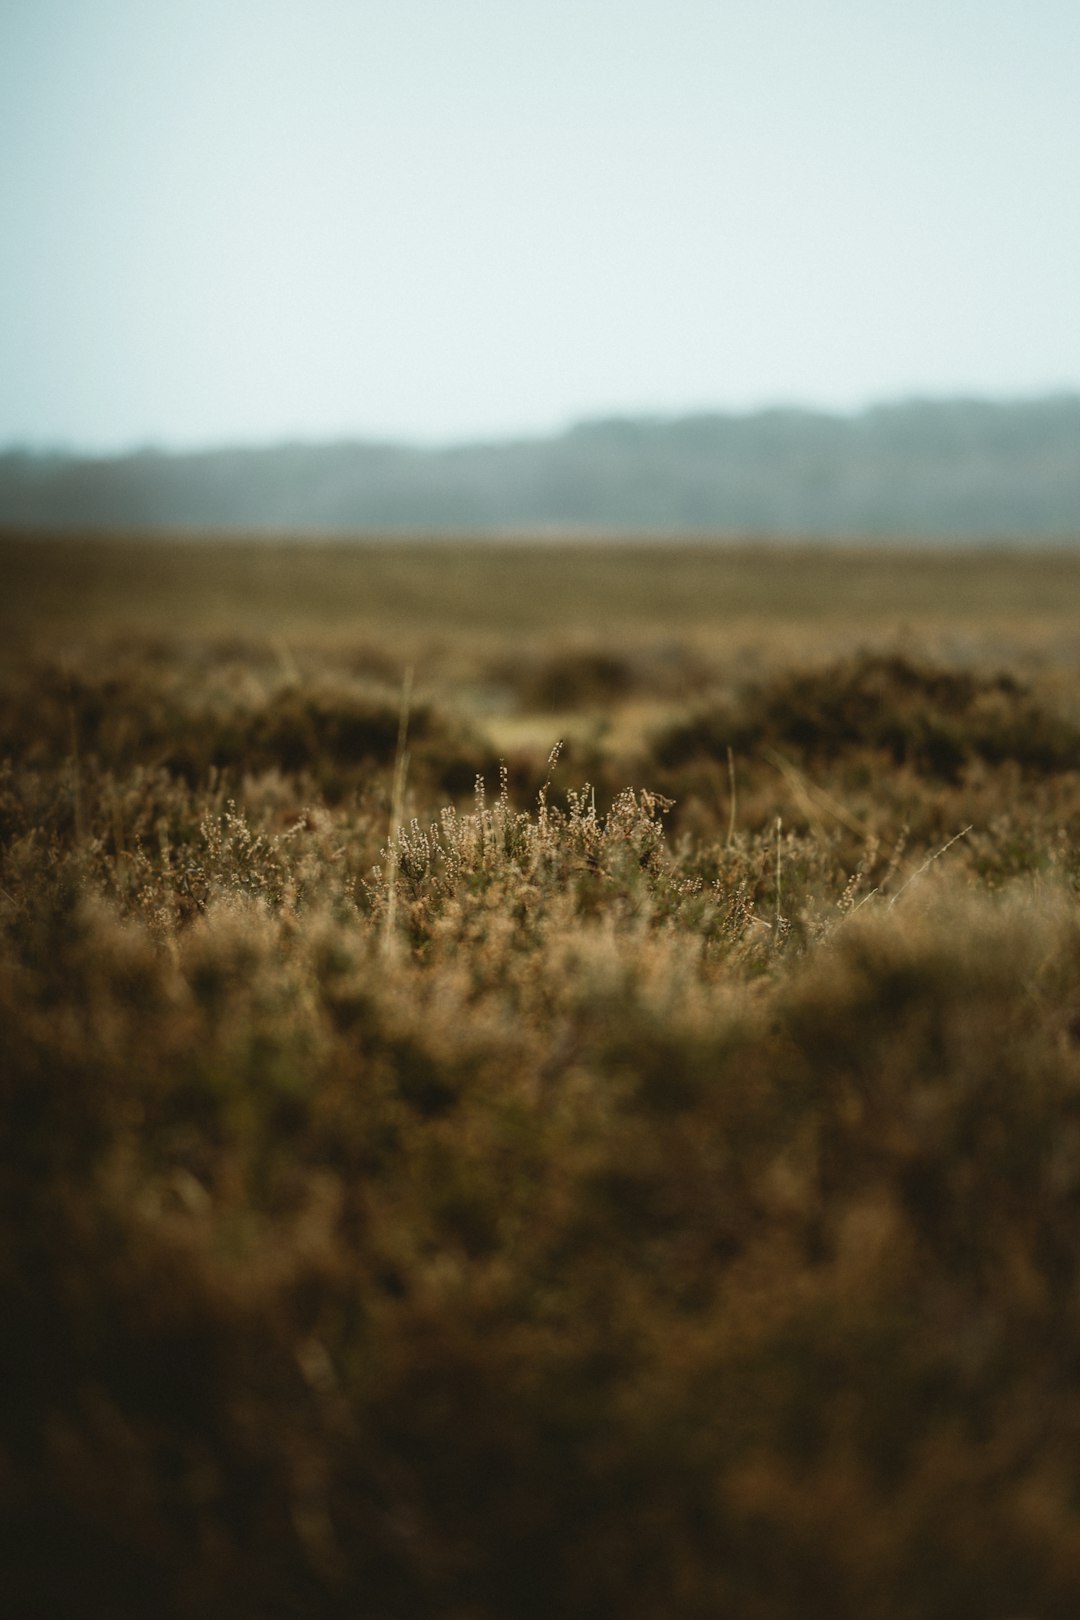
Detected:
left=656, top=652, right=1080, bottom=780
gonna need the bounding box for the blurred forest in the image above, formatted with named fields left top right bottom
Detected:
left=2, top=395, right=1079, bottom=537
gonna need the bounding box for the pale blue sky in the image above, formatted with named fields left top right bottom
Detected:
left=2, top=0, right=1078, bottom=451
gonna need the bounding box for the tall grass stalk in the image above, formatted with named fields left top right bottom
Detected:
left=382, top=663, right=413, bottom=957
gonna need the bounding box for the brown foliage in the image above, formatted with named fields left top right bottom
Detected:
left=4, top=540, right=1080, bottom=1617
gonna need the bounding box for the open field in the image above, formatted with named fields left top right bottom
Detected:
left=3, top=532, right=1080, bottom=1619
left=7, top=531, right=1080, bottom=644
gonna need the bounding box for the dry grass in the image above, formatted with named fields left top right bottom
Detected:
left=3, top=532, right=1080, bottom=1618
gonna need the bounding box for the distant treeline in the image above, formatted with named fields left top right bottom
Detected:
left=2, top=396, right=1079, bottom=538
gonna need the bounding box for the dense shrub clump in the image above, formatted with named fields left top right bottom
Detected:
left=0, top=655, right=479, bottom=802
left=657, top=652, right=1080, bottom=779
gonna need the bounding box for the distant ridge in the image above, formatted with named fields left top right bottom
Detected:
left=2, top=396, right=1079, bottom=539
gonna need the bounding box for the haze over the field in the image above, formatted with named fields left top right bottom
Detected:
left=3, top=0, right=1078, bottom=454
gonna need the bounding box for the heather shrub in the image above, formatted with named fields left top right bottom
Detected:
left=656, top=652, right=1080, bottom=780
left=5, top=819, right=1080, bottom=1618
left=0, top=655, right=478, bottom=803
left=521, top=647, right=637, bottom=710
left=5, top=542, right=1080, bottom=1618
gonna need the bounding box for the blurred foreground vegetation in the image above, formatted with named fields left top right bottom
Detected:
left=3, top=534, right=1080, bottom=1619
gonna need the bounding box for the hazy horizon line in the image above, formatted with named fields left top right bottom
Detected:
left=5, top=387, right=1080, bottom=463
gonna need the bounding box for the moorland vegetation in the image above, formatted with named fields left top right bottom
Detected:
left=3, top=534, right=1080, bottom=1619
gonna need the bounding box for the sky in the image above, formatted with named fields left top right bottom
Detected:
left=2, top=0, right=1079, bottom=453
